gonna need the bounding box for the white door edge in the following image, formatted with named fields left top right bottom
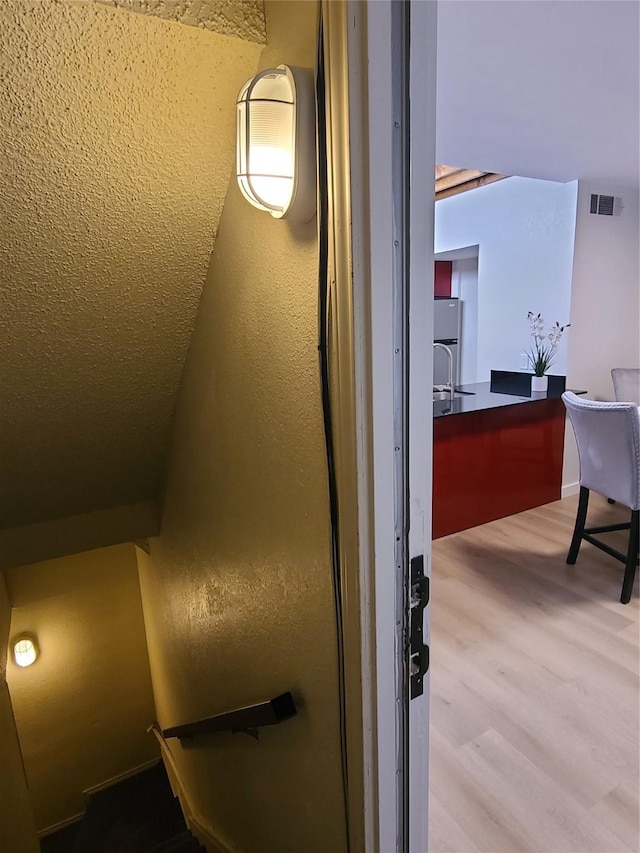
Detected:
left=407, top=1, right=437, bottom=851
left=346, top=1, right=437, bottom=850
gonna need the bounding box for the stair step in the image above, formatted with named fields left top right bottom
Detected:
left=72, top=762, right=187, bottom=853
left=144, top=829, right=201, bottom=852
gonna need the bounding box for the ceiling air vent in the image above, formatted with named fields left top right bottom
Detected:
left=589, top=193, right=623, bottom=216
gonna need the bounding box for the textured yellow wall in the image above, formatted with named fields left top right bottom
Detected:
left=0, top=575, right=40, bottom=853
left=5, top=545, right=159, bottom=831
left=0, top=0, right=261, bottom=529
left=136, top=2, right=348, bottom=850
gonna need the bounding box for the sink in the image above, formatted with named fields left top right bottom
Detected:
left=433, top=391, right=466, bottom=401
left=432, top=388, right=475, bottom=401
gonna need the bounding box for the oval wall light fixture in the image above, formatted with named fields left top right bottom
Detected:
left=12, top=634, right=39, bottom=668
left=236, top=65, right=316, bottom=222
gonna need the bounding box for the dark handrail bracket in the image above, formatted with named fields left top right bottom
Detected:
left=159, top=692, right=297, bottom=741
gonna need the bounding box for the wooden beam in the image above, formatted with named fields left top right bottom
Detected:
left=435, top=172, right=506, bottom=201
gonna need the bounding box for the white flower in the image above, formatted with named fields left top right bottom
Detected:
left=525, top=312, right=570, bottom=376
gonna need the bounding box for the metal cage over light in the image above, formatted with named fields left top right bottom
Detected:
left=12, top=634, right=38, bottom=668
left=236, top=65, right=316, bottom=222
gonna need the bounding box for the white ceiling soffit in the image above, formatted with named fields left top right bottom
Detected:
left=436, top=0, right=640, bottom=187
left=0, top=0, right=261, bottom=530
left=92, top=0, right=266, bottom=43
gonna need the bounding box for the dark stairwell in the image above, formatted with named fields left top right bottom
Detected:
left=41, top=763, right=205, bottom=853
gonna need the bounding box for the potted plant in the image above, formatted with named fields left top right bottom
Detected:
left=526, top=311, right=570, bottom=392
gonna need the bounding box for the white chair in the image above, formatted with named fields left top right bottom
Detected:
left=611, top=368, right=640, bottom=404
left=562, top=392, right=639, bottom=604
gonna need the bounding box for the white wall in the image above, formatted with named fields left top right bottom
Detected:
left=562, top=181, right=640, bottom=492
left=434, top=177, right=578, bottom=381
left=451, top=256, right=479, bottom=384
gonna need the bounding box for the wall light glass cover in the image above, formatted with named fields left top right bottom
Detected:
left=12, top=634, right=38, bottom=668
left=236, top=65, right=316, bottom=222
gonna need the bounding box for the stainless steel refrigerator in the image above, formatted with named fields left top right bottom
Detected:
left=434, top=297, right=461, bottom=387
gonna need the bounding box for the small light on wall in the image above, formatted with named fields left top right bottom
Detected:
left=12, top=634, right=39, bottom=668
left=236, top=65, right=316, bottom=222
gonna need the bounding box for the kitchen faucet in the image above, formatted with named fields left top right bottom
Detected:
left=433, top=342, right=454, bottom=392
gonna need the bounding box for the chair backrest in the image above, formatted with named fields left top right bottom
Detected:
left=611, top=368, right=640, bottom=404
left=562, top=392, right=640, bottom=511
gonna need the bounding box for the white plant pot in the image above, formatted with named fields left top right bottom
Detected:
left=531, top=374, right=549, bottom=393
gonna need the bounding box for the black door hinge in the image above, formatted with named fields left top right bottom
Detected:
left=409, top=555, right=429, bottom=699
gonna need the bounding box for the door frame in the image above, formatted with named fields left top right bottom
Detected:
left=322, top=1, right=437, bottom=850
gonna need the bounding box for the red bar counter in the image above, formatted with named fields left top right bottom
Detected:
left=432, top=383, right=567, bottom=539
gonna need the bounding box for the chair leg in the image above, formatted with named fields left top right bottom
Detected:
left=620, top=510, right=639, bottom=604
left=567, top=487, right=589, bottom=565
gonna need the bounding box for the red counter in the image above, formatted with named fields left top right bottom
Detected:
left=432, top=397, right=566, bottom=539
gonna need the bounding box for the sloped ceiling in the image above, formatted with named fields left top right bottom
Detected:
left=436, top=0, right=640, bottom=187
left=0, top=0, right=263, bottom=531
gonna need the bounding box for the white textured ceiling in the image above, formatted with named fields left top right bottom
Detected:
left=436, top=0, right=640, bottom=187
left=0, top=0, right=262, bottom=529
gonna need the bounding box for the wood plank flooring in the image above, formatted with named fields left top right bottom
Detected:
left=430, top=494, right=639, bottom=853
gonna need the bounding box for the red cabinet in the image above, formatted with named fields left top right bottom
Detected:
left=432, top=399, right=566, bottom=539
left=434, top=261, right=452, bottom=297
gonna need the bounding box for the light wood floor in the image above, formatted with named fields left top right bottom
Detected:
left=430, top=493, right=639, bottom=853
